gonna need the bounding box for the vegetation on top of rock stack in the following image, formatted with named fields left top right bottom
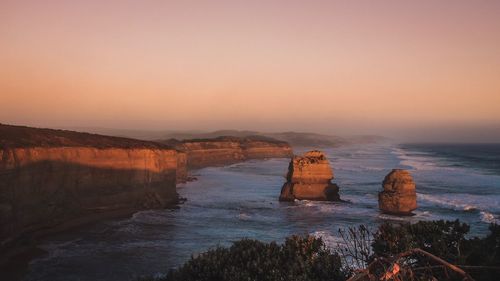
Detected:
left=144, top=220, right=500, bottom=281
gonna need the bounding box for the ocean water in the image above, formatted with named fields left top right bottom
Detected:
left=23, top=143, right=500, bottom=281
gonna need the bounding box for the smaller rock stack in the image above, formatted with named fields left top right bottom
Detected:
left=378, top=169, right=417, bottom=215
left=279, top=150, right=340, bottom=201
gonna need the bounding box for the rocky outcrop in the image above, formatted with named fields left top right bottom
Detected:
left=0, top=124, right=180, bottom=248
left=378, top=169, right=417, bottom=215
left=176, top=151, right=188, bottom=183
left=279, top=151, right=340, bottom=201
left=0, top=124, right=294, bottom=249
left=166, top=136, right=293, bottom=171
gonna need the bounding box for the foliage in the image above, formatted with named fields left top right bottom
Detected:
left=371, top=220, right=500, bottom=281
left=336, top=225, right=374, bottom=271
left=141, top=221, right=500, bottom=281
left=372, top=219, right=470, bottom=263
left=160, top=235, right=347, bottom=281
left=462, top=224, right=500, bottom=281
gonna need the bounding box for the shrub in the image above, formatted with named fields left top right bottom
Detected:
left=161, top=235, right=347, bottom=281
left=372, top=219, right=470, bottom=263
left=141, top=221, right=499, bottom=281
left=372, top=220, right=500, bottom=281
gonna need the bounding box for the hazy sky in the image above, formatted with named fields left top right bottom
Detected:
left=1, top=0, right=500, bottom=140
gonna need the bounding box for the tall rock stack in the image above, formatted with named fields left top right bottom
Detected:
left=279, top=150, right=340, bottom=201
left=378, top=169, right=417, bottom=215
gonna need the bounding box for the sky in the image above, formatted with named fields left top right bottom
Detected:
left=1, top=0, right=500, bottom=141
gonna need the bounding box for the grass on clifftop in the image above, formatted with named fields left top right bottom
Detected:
left=0, top=123, right=174, bottom=149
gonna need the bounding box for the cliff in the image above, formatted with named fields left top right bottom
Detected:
left=164, top=136, right=293, bottom=170
left=378, top=169, right=417, bottom=215
left=279, top=151, right=340, bottom=201
left=0, top=124, right=180, bottom=249
left=0, top=125, right=293, bottom=248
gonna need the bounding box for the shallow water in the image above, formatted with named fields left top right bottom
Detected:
left=23, top=143, right=500, bottom=281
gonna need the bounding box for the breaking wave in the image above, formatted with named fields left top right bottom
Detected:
left=417, top=193, right=478, bottom=212
left=480, top=211, right=500, bottom=224
left=310, top=230, right=344, bottom=249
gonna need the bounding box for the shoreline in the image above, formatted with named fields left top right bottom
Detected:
left=1, top=157, right=286, bottom=280
left=0, top=207, right=158, bottom=281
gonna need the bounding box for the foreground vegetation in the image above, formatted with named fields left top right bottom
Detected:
left=144, top=220, right=500, bottom=281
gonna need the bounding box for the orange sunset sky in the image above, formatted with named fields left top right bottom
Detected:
left=1, top=0, right=500, bottom=140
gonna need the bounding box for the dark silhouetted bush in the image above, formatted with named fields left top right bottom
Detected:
left=161, top=235, right=347, bottom=281
left=372, top=219, right=470, bottom=263
left=372, top=220, right=500, bottom=281
left=141, top=221, right=499, bottom=281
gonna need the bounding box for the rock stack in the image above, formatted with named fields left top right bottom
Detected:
left=378, top=169, right=417, bottom=215
left=279, top=150, right=340, bottom=201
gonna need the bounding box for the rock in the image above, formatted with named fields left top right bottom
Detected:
left=279, top=150, right=340, bottom=201
left=168, top=136, right=293, bottom=171
left=0, top=124, right=181, bottom=247
left=378, top=169, right=417, bottom=215
left=0, top=124, right=294, bottom=250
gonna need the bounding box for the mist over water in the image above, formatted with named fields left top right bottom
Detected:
left=24, top=143, right=500, bottom=281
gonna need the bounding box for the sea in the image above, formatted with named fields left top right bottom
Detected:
left=22, top=142, right=500, bottom=281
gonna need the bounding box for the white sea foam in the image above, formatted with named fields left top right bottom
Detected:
left=36, top=239, right=90, bottom=262
left=127, top=210, right=171, bottom=225
left=392, top=147, right=461, bottom=172
left=25, top=143, right=500, bottom=281
left=480, top=211, right=499, bottom=224
left=238, top=212, right=251, bottom=220
left=418, top=193, right=478, bottom=211
left=310, top=230, right=344, bottom=249
left=418, top=193, right=500, bottom=224
left=377, top=213, right=409, bottom=221
left=336, top=165, right=385, bottom=172
left=398, top=154, right=439, bottom=171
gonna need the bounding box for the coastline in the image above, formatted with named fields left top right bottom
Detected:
left=0, top=124, right=294, bottom=281
left=1, top=158, right=289, bottom=281
left=14, top=143, right=500, bottom=281
left=0, top=207, right=151, bottom=281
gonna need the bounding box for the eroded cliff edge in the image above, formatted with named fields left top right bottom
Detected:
left=0, top=124, right=181, bottom=249
left=164, top=136, right=293, bottom=171
left=0, top=125, right=294, bottom=251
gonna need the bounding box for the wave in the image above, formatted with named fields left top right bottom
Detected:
left=335, top=165, right=386, bottom=172
left=393, top=147, right=465, bottom=173
left=417, top=193, right=478, bottom=212
left=238, top=212, right=251, bottom=221
left=418, top=193, right=500, bottom=224
left=310, top=230, right=344, bottom=249
left=37, top=239, right=84, bottom=261
left=480, top=211, right=500, bottom=224
left=292, top=200, right=347, bottom=210
left=377, top=213, right=409, bottom=221
left=392, top=148, right=440, bottom=171
left=126, top=210, right=172, bottom=225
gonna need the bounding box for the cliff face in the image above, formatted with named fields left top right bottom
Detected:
left=378, top=169, right=417, bottom=215
left=169, top=136, right=293, bottom=170
left=0, top=124, right=180, bottom=247
left=0, top=125, right=294, bottom=248
left=279, top=151, right=340, bottom=201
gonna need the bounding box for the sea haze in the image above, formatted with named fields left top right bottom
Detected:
left=23, top=143, right=500, bottom=281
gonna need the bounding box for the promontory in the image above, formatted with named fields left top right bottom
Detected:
left=0, top=124, right=293, bottom=259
